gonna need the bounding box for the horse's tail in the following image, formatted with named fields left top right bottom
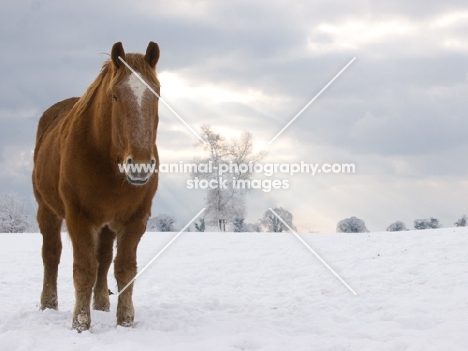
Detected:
left=34, top=97, right=79, bottom=156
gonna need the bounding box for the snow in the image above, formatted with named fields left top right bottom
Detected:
left=0, top=228, right=467, bottom=350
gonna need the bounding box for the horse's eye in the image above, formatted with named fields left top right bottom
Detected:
left=113, top=95, right=118, bottom=102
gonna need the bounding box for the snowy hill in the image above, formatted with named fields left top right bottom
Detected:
left=0, top=229, right=467, bottom=350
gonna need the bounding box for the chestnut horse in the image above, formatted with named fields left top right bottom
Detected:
left=32, top=42, right=160, bottom=332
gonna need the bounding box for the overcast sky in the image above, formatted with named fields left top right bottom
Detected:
left=1, top=0, right=468, bottom=232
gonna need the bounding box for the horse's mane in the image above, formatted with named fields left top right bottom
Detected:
left=71, top=53, right=160, bottom=117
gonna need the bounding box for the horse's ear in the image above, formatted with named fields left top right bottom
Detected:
left=111, top=42, right=125, bottom=68
left=145, top=42, right=160, bottom=68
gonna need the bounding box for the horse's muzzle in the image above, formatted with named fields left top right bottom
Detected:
left=126, top=173, right=151, bottom=186
left=124, top=157, right=156, bottom=186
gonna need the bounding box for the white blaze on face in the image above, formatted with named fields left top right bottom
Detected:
left=127, top=72, right=147, bottom=108
left=126, top=72, right=150, bottom=148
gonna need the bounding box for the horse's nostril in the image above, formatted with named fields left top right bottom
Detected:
left=126, top=157, right=133, bottom=165
left=150, top=159, right=155, bottom=165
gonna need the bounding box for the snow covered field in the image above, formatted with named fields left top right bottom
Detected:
left=0, top=229, right=467, bottom=350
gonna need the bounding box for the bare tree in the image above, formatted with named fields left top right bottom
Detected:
left=0, top=193, right=32, bottom=233
left=261, top=207, right=296, bottom=232
left=148, top=214, right=176, bottom=232
left=455, top=215, right=467, bottom=227
left=193, top=125, right=265, bottom=231
left=386, top=221, right=407, bottom=232
left=233, top=217, right=245, bottom=232
left=337, top=216, right=368, bottom=233
left=194, top=218, right=205, bottom=232
left=414, top=218, right=441, bottom=230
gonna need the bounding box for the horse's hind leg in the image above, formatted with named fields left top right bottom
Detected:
left=93, top=226, right=116, bottom=311
left=38, top=204, right=63, bottom=310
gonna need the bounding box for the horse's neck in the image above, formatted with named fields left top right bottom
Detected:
left=77, top=92, right=115, bottom=163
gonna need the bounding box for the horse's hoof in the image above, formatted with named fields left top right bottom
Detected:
left=117, top=305, right=134, bottom=327
left=72, top=312, right=90, bottom=332
left=117, top=319, right=134, bottom=328
left=93, top=301, right=110, bottom=312
left=93, top=293, right=110, bottom=311
left=40, top=295, right=58, bottom=310
left=117, top=315, right=134, bottom=327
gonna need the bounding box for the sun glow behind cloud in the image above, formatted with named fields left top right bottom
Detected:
left=159, top=71, right=279, bottom=106
left=157, top=70, right=296, bottom=147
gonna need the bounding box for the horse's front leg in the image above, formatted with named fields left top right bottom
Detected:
left=114, top=218, right=146, bottom=327
left=66, top=211, right=98, bottom=332
left=93, top=226, right=116, bottom=311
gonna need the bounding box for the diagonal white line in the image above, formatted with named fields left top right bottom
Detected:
left=268, top=57, right=356, bottom=145
left=117, top=208, right=206, bottom=297
left=118, top=56, right=206, bottom=145
left=268, top=208, right=357, bottom=295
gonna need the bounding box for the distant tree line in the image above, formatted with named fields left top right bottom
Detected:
left=4, top=189, right=468, bottom=233
left=335, top=215, right=468, bottom=233
left=4, top=122, right=468, bottom=237
left=191, top=207, right=295, bottom=233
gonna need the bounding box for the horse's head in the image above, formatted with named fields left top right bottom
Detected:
left=109, top=42, right=160, bottom=186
